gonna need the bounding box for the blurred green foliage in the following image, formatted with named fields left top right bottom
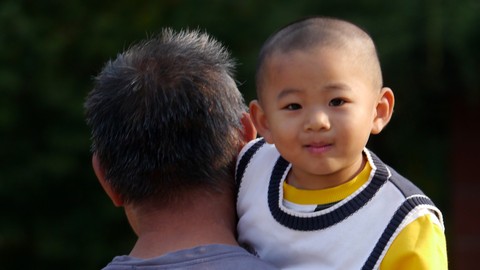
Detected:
left=1, top=0, right=478, bottom=269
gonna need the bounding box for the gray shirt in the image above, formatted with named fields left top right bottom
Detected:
left=102, top=244, right=278, bottom=270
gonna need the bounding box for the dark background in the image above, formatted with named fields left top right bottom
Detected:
left=1, top=0, right=479, bottom=269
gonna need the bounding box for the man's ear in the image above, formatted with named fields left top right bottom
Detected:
left=372, top=87, right=395, bottom=134
left=249, top=100, right=274, bottom=144
left=92, top=154, right=123, bottom=207
left=240, top=112, right=257, bottom=143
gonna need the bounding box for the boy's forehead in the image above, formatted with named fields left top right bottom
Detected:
left=256, top=18, right=383, bottom=100
left=264, top=43, right=360, bottom=74
left=258, top=45, right=381, bottom=99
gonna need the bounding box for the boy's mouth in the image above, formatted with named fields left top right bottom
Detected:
left=305, top=143, right=332, bottom=154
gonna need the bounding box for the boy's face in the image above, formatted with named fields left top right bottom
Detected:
left=252, top=46, right=391, bottom=189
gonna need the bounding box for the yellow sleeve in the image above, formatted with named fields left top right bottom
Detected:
left=380, top=214, right=448, bottom=269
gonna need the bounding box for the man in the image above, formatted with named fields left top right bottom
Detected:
left=85, top=28, right=276, bottom=269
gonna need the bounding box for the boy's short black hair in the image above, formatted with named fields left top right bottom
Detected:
left=255, top=16, right=383, bottom=99
left=85, top=29, right=246, bottom=205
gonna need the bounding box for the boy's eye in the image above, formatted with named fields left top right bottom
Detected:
left=329, top=98, right=345, bottom=107
left=284, top=103, right=302, bottom=110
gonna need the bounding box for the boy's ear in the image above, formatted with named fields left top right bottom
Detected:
left=92, top=154, right=123, bottom=207
left=372, top=87, right=395, bottom=134
left=249, top=100, right=274, bottom=144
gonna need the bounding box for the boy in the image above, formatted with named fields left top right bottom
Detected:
left=236, top=17, right=447, bottom=269
left=85, top=28, right=277, bottom=270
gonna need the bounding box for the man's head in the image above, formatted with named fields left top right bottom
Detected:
left=85, top=29, right=251, bottom=206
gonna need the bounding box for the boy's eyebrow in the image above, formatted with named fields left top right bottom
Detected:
left=277, top=88, right=301, bottom=100
left=323, top=83, right=352, bottom=91
left=277, top=83, right=352, bottom=100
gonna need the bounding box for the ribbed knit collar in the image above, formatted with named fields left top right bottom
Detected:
left=267, top=151, right=390, bottom=231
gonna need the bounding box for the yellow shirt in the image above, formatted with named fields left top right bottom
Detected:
left=283, top=162, right=448, bottom=269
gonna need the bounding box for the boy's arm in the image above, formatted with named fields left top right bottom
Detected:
left=380, top=214, right=448, bottom=269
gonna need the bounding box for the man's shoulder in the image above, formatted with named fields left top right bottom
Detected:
left=102, top=244, right=278, bottom=270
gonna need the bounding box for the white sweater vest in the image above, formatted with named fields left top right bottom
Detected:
left=236, top=138, right=443, bottom=270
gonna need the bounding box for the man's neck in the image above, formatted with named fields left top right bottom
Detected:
left=127, top=190, right=238, bottom=259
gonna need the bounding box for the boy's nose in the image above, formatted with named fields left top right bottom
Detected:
left=304, top=109, right=330, bottom=131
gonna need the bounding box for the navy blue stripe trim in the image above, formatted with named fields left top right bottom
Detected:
left=361, top=196, right=435, bottom=270
left=388, top=165, right=426, bottom=198
left=235, top=138, right=266, bottom=190
left=267, top=153, right=390, bottom=231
